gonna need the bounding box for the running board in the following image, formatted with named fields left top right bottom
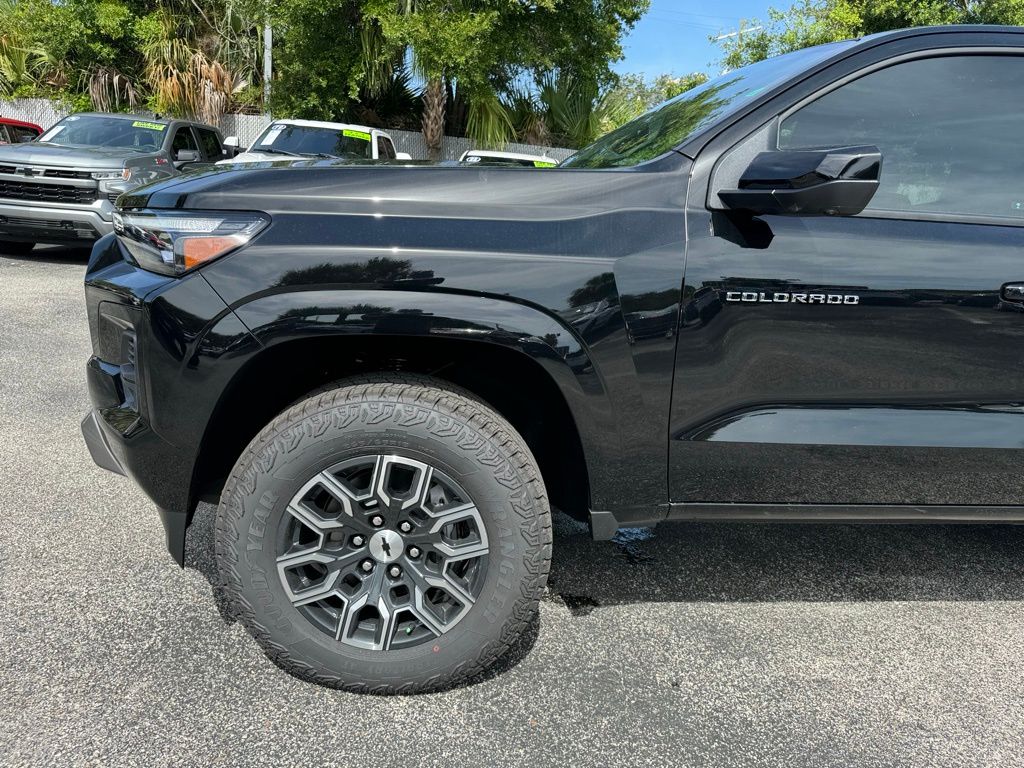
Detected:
left=665, top=503, right=1024, bottom=523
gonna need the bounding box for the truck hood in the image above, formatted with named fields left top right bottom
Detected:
left=119, top=154, right=689, bottom=223
left=0, top=142, right=157, bottom=169
left=217, top=151, right=311, bottom=165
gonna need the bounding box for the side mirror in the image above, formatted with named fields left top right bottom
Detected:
left=223, top=136, right=240, bottom=157
left=719, top=145, right=881, bottom=216
left=394, top=151, right=412, bottom=161
left=175, top=149, right=200, bottom=163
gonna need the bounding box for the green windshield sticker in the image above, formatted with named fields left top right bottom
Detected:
left=343, top=129, right=372, bottom=141
left=132, top=121, right=166, bottom=131
left=533, top=160, right=556, bottom=168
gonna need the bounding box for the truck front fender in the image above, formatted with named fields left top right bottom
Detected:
left=231, top=287, right=619, bottom=508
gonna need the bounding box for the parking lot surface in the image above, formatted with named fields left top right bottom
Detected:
left=3, top=247, right=1024, bottom=767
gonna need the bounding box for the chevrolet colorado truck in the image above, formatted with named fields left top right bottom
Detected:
left=82, top=26, right=1024, bottom=693
left=0, top=113, right=225, bottom=253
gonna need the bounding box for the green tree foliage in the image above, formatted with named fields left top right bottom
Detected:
left=598, top=70, right=708, bottom=132
left=0, top=0, right=649, bottom=149
left=360, top=0, right=649, bottom=153
left=718, top=0, right=1024, bottom=69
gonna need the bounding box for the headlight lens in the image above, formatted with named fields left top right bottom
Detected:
left=92, top=168, right=131, bottom=181
left=113, top=210, right=270, bottom=275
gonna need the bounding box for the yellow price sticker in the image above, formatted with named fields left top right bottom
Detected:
left=533, top=160, right=557, bottom=168
left=132, top=121, right=166, bottom=131
left=343, top=129, right=372, bottom=141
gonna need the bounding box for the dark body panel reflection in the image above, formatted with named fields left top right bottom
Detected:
left=671, top=213, right=1024, bottom=505
left=193, top=159, right=692, bottom=518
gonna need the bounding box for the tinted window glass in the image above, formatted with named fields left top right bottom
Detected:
left=196, top=128, right=222, bottom=160
left=252, top=124, right=373, bottom=158
left=10, top=125, right=37, bottom=142
left=780, top=55, right=1024, bottom=219
left=562, top=41, right=853, bottom=169
left=381, top=137, right=396, bottom=159
left=172, top=126, right=199, bottom=153
left=0, top=125, right=10, bottom=144
left=38, top=115, right=167, bottom=150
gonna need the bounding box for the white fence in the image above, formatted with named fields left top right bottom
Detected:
left=0, top=98, right=576, bottom=162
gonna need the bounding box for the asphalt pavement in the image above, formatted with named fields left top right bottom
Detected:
left=3, top=246, right=1024, bottom=767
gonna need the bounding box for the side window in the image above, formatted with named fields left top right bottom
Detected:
left=376, top=136, right=395, bottom=159
left=196, top=128, right=223, bottom=160
left=171, top=126, right=199, bottom=154
left=0, top=125, right=10, bottom=144
left=10, top=126, right=36, bottom=143
left=780, top=55, right=1024, bottom=219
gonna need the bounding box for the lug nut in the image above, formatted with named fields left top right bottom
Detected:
left=407, top=546, right=421, bottom=559
left=399, top=521, right=413, bottom=533
left=370, top=515, right=385, bottom=527
left=388, top=565, right=402, bottom=578
left=360, top=559, right=374, bottom=573
left=352, top=535, right=365, bottom=547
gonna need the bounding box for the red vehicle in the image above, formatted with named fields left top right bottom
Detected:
left=0, top=117, right=42, bottom=144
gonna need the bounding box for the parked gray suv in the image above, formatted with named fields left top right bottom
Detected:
left=0, top=113, right=226, bottom=253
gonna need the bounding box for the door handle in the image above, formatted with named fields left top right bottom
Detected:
left=1001, top=283, right=1024, bottom=303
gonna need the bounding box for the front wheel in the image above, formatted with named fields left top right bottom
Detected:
left=215, top=375, right=552, bottom=693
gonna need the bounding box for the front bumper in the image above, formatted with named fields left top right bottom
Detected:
left=0, top=199, right=115, bottom=242
left=81, top=410, right=125, bottom=476
left=82, top=233, right=263, bottom=565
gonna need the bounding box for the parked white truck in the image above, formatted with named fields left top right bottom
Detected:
left=219, top=119, right=411, bottom=164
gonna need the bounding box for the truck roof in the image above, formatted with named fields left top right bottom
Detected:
left=0, top=116, right=42, bottom=133
left=265, top=118, right=385, bottom=135
left=62, top=112, right=217, bottom=130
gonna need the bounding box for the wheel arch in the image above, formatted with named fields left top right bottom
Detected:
left=187, top=289, right=613, bottom=543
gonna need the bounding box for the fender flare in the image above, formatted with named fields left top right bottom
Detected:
left=227, top=286, right=618, bottom=505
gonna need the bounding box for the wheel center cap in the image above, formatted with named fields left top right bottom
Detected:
left=368, top=530, right=404, bottom=563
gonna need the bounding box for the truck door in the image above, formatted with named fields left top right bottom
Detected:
left=670, top=52, right=1024, bottom=511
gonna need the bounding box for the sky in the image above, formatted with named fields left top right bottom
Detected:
left=614, top=0, right=775, bottom=79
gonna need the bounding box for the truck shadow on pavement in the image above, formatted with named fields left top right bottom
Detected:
left=183, top=502, right=1024, bottom=687
left=546, top=513, right=1024, bottom=615
left=1, top=245, right=92, bottom=265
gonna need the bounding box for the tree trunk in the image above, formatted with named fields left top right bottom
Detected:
left=421, top=77, right=446, bottom=161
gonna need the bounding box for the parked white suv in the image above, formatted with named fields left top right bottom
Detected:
left=220, top=120, right=411, bottom=164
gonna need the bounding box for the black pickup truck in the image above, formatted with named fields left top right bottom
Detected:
left=82, top=26, right=1024, bottom=693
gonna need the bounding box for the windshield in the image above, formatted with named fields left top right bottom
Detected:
left=562, top=41, right=853, bottom=169
left=250, top=124, right=374, bottom=158
left=38, top=115, right=168, bottom=150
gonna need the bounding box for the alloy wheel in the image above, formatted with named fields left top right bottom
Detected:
left=275, top=455, right=489, bottom=651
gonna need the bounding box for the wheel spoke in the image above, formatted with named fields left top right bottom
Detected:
left=425, top=502, right=489, bottom=558
left=333, top=566, right=399, bottom=650
left=286, top=500, right=346, bottom=535
left=314, top=473, right=376, bottom=533
left=275, top=548, right=341, bottom=606
left=373, top=455, right=432, bottom=511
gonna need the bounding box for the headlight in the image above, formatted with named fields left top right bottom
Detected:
left=113, top=209, right=270, bottom=276
left=92, top=168, right=131, bottom=181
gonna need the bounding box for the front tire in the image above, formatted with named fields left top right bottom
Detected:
left=215, top=375, right=552, bottom=693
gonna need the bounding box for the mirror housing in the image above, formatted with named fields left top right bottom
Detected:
left=175, top=148, right=200, bottom=163
left=223, top=136, right=240, bottom=157
left=719, top=145, right=881, bottom=216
